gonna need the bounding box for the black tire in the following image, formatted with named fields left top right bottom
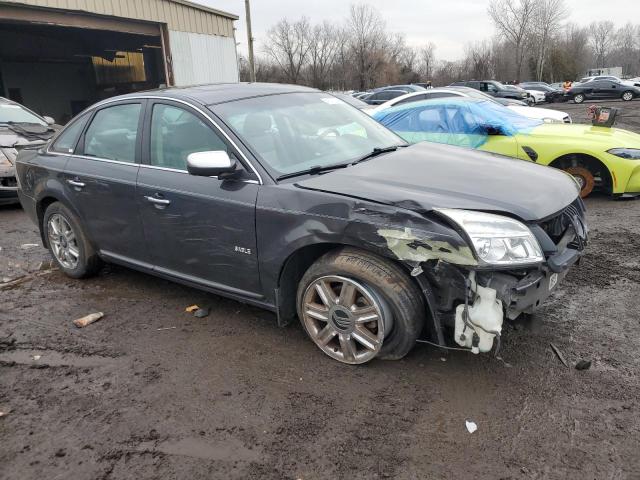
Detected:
left=622, top=90, right=634, bottom=102
left=573, top=93, right=585, bottom=104
left=43, top=202, right=101, bottom=278
left=297, top=247, right=425, bottom=362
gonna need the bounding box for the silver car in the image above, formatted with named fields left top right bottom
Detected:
left=0, top=97, right=58, bottom=204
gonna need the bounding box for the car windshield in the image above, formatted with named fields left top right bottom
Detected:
left=215, top=92, right=405, bottom=177
left=0, top=103, right=47, bottom=126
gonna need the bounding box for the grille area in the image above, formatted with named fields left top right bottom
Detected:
left=538, top=197, right=588, bottom=251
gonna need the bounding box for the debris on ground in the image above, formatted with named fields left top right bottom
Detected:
left=0, top=409, right=10, bottom=418
left=465, top=420, right=478, bottom=433
left=575, top=359, right=592, bottom=371
left=19, top=243, right=39, bottom=250
left=550, top=343, right=569, bottom=367
left=185, top=305, right=199, bottom=313
left=32, top=355, right=41, bottom=360
left=193, top=307, right=210, bottom=318
left=157, top=326, right=176, bottom=331
left=73, top=312, right=104, bottom=328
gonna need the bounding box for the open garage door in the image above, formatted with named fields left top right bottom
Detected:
left=0, top=5, right=170, bottom=124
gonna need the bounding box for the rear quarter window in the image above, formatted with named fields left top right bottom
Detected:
left=50, top=113, right=90, bottom=153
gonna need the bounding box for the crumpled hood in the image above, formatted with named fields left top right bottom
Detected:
left=295, top=142, right=579, bottom=222
left=0, top=124, right=56, bottom=148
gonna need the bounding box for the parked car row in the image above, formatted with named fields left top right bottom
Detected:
left=14, top=82, right=593, bottom=366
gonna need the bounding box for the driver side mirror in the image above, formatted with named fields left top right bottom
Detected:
left=43, top=116, right=55, bottom=125
left=186, top=151, right=237, bottom=177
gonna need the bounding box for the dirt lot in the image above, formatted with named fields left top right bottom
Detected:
left=542, top=97, right=640, bottom=132
left=1, top=104, right=640, bottom=479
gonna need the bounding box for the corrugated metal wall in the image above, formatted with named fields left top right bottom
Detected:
left=0, top=0, right=237, bottom=37
left=169, top=30, right=238, bottom=85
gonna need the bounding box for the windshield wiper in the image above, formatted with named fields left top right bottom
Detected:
left=351, top=145, right=403, bottom=165
left=276, top=162, right=350, bottom=181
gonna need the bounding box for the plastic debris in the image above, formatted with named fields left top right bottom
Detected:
left=185, top=305, right=199, bottom=313
left=0, top=409, right=10, bottom=417
left=20, top=243, right=39, bottom=250
left=193, top=307, right=210, bottom=318
left=157, top=326, right=176, bottom=331
left=465, top=420, right=478, bottom=433
left=549, top=343, right=569, bottom=367
left=32, top=355, right=41, bottom=361
left=575, top=359, right=592, bottom=371
left=73, top=312, right=104, bottom=328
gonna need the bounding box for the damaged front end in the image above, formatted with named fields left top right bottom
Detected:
left=380, top=198, right=588, bottom=354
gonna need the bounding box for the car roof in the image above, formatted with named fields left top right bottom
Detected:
left=106, top=82, right=319, bottom=106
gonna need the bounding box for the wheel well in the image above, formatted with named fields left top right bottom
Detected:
left=276, top=243, right=342, bottom=324
left=549, top=153, right=613, bottom=193
left=36, top=196, right=60, bottom=247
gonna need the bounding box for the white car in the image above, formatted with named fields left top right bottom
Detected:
left=368, top=87, right=572, bottom=124
left=524, top=89, right=546, bottom=104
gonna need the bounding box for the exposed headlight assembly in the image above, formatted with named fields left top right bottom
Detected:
left=436, top=209, right=544, bottom=266
left=607, top=148, right=640, bottom=160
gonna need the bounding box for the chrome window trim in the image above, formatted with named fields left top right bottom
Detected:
left=138, top=163, right=259, bottom=184
left=46, top=95, right=264, bottom=185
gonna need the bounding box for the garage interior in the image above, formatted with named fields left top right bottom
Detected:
left=0, top=6, right=170, bottom=124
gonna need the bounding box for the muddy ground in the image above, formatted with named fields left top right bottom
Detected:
left=2, top=103, right=640, bottom=479
left=2, top=197, right=639, bottom=480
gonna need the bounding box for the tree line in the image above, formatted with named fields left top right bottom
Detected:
left=238, top=2, right=640, bottom=90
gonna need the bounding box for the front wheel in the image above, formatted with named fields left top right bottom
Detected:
left=622, top=91, right=634, bottom=101
left=564, top=166, right=595, bottom=198
left=573, top=93, right=585, bottom=104
left=43, top=202, right=101, bottom=278
left=297, top=248, right=425, bottom=364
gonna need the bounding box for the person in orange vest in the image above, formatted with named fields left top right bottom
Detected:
left=563, top=80, right=572, bottom=91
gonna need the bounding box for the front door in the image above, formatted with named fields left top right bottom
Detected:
left=63, top=101, right=148, bottom=264
left=136, top=100, right=261, bottom=295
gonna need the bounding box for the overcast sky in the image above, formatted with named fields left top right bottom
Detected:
left=200, top=0, right=637, bottom=60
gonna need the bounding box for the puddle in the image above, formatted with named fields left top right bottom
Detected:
left=137, top=437, right=260, bottom=462
left=0, top=349, right=122, bottom=368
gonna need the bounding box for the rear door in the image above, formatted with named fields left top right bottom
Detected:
left=63, top=100, right=148, bottom=265
left=597, top=80, right=621, bottom=98
left=136, top=99, right=261, bottom=295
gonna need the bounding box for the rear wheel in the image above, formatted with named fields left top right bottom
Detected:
left=573, top=93, right=585, bottom=104
left=564, top=166, right=595, bottom=198
left=297, top=247, right=425, bottom=364
left=622, top=91, right=634, bottom=101
left=43, top=202, right=101, bottom=278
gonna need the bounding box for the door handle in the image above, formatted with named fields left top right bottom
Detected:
left=67, top=179, right=86, bottom=189
left=144, top=195, right=171, bottom=208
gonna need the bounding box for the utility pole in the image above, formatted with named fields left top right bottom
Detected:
left=245, top=0, right=256, bottom=82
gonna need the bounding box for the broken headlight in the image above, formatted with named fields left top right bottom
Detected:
left=436, top=209, right=544, bottom=266
left=0, top=148, right=13, bottom=167
left=607, top=148, right=640, bottom=160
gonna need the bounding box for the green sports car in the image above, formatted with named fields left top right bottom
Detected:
left=373, top=97, right=640, bottom=198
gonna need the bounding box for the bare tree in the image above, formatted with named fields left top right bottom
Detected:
left=464, top=41, right=494, bottom=79
left=306, top=21, right=339, bottom=89
left=589, top=20, right=615, bottom=68
left=530, top=0, right=568, bottom=80
left=419, top=42, right=436, bottom=80
left=347, top=3, right=387, bottom=90
left=263, top=17, right=312, bottom=84
left=488, top=0, right=537, bottom=81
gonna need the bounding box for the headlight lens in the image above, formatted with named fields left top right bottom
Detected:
left=436, top=209, right=544, bottom=266
left=607, top=148, right=640, bottom=160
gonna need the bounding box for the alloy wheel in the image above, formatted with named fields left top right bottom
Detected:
left=47, top=213, right=80, bottom=269
left=622, top=92, right=633, bottom=101
left=301, top=275, right=389, bottom=364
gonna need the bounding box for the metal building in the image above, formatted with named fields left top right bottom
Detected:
left=0, top=0, right=239, bottom=124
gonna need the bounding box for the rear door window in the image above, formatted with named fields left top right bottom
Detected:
left=82, top=103, right=141, bottom=163
left=50, top=113, right=90, bottom=153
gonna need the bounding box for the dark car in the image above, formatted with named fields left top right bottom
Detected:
left=362, top=89, right=409, bottom=105
left=450, top=80, right=529, bottom=102
left=0, top=97, right=59, bottom=204
left=567, top=79, right=640, bottom=103
left=518, top=82, right=566, bottom=103
left=15, top=83, right=587, bottom=365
